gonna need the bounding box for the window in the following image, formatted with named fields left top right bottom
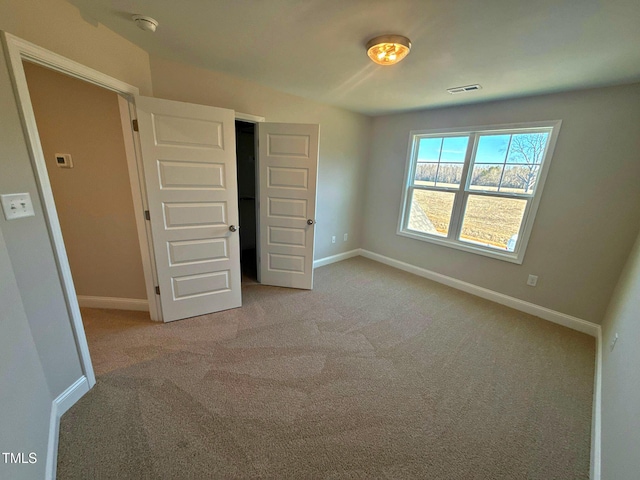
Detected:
left=398, top=121, right=561, bottom=263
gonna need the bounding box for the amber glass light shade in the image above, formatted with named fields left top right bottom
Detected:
left=366, top=35, right=411, bottom=65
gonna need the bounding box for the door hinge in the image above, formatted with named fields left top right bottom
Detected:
left=144, top=210, right=150, bottom=221
left=155, top=286, right=160, bottom=295
left=132, top=119, right=139, bottom=132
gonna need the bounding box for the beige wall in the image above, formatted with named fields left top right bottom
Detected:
left=149, top=57, right=372, bottom=260
left=600, top=231, right=640, bottom=479
left=362, top=83, right=640, bottom=324
left=0, top=0, right=152, bottom=95
left=24, top=62, right=147, bottom=300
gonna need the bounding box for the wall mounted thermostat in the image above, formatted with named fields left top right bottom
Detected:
left=55, top=153, right=73, bottom=168
left=1, top=193, right=35, bottom=220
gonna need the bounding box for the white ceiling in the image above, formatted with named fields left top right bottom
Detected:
left=68, top=0, right=640, bottom=116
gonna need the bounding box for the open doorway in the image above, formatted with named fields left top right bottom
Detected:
left=22, top=61, right=156, bottom=375
left=20, top=60, right=261, bottom=372
left=23, top=62, right=265, bottom=316
left=235, top=120, right=258, bottom=282
left=22, top=61, right=150, bottom=312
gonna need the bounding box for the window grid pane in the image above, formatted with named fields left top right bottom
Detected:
left=407, top=189, right=456, bottom=237
left=468, top=131, right=549, bottom=195
left=459, top=195, right=528, bottom=251
left=414, top=135, right=469, bottom=188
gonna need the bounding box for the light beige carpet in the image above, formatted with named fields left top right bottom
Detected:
left=58, top=257, right=595, bottom=479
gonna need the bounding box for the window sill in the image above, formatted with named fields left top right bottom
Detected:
left=397, top=229, right=524, bottom=264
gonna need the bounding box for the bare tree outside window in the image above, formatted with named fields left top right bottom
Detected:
left=506, top=133, right=547, bottom=193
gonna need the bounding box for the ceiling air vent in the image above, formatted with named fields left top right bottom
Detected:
left=447, top=84, right=482, bottom=94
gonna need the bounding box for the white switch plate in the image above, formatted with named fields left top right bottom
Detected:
left=527, top=274, right=538, bottom=287
left=1, top=193, right=35, bottom=220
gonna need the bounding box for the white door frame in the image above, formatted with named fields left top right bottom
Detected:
left=235, top=112, right=265, bottom=124
left=1, top=32, right=159, bottom=387
left=116, top=96, right=163, bottom=321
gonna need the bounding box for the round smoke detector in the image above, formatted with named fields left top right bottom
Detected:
left=132, top=15, right=158, bottom=33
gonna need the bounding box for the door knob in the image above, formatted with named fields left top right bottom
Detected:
left=307, top=219, right=315, bottom=225
left=229, top=225, right=238, bottom=232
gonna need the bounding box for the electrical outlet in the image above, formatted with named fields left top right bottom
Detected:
left=343, top=233, right=348, bottom=242
left=331, top=235, right=336, bottom=244
left=610, top=333, right=619, bottom=351
left=527, top=274, right=538, bottom=287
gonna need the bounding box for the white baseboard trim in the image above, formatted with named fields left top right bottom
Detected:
left=359, top=249, right=600, bottom=338
left=77, top=295, right=149, bottom=312
left=314, top=249, right=362, bottom=268
left=590, top=328, right=602, bottom=480
left=46, top=376, right=90, bottom=480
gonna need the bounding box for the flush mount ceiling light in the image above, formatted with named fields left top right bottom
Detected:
left=366, top=35, right=411, bottom=66
left=132, top=14, right=159, bottom=32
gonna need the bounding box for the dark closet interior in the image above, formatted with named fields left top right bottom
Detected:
left=235, top=120, right=258, bottom=281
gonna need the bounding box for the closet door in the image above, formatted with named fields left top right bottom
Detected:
left=258, top=123, right=319, bottom=289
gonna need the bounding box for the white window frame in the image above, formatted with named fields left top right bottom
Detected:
left=397, top=121, right=562, bottom=264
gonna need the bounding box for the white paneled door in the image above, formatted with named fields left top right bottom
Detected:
left=258, top=123, right=319, bottom=289
left=135, top=96, right=241, bottom=322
